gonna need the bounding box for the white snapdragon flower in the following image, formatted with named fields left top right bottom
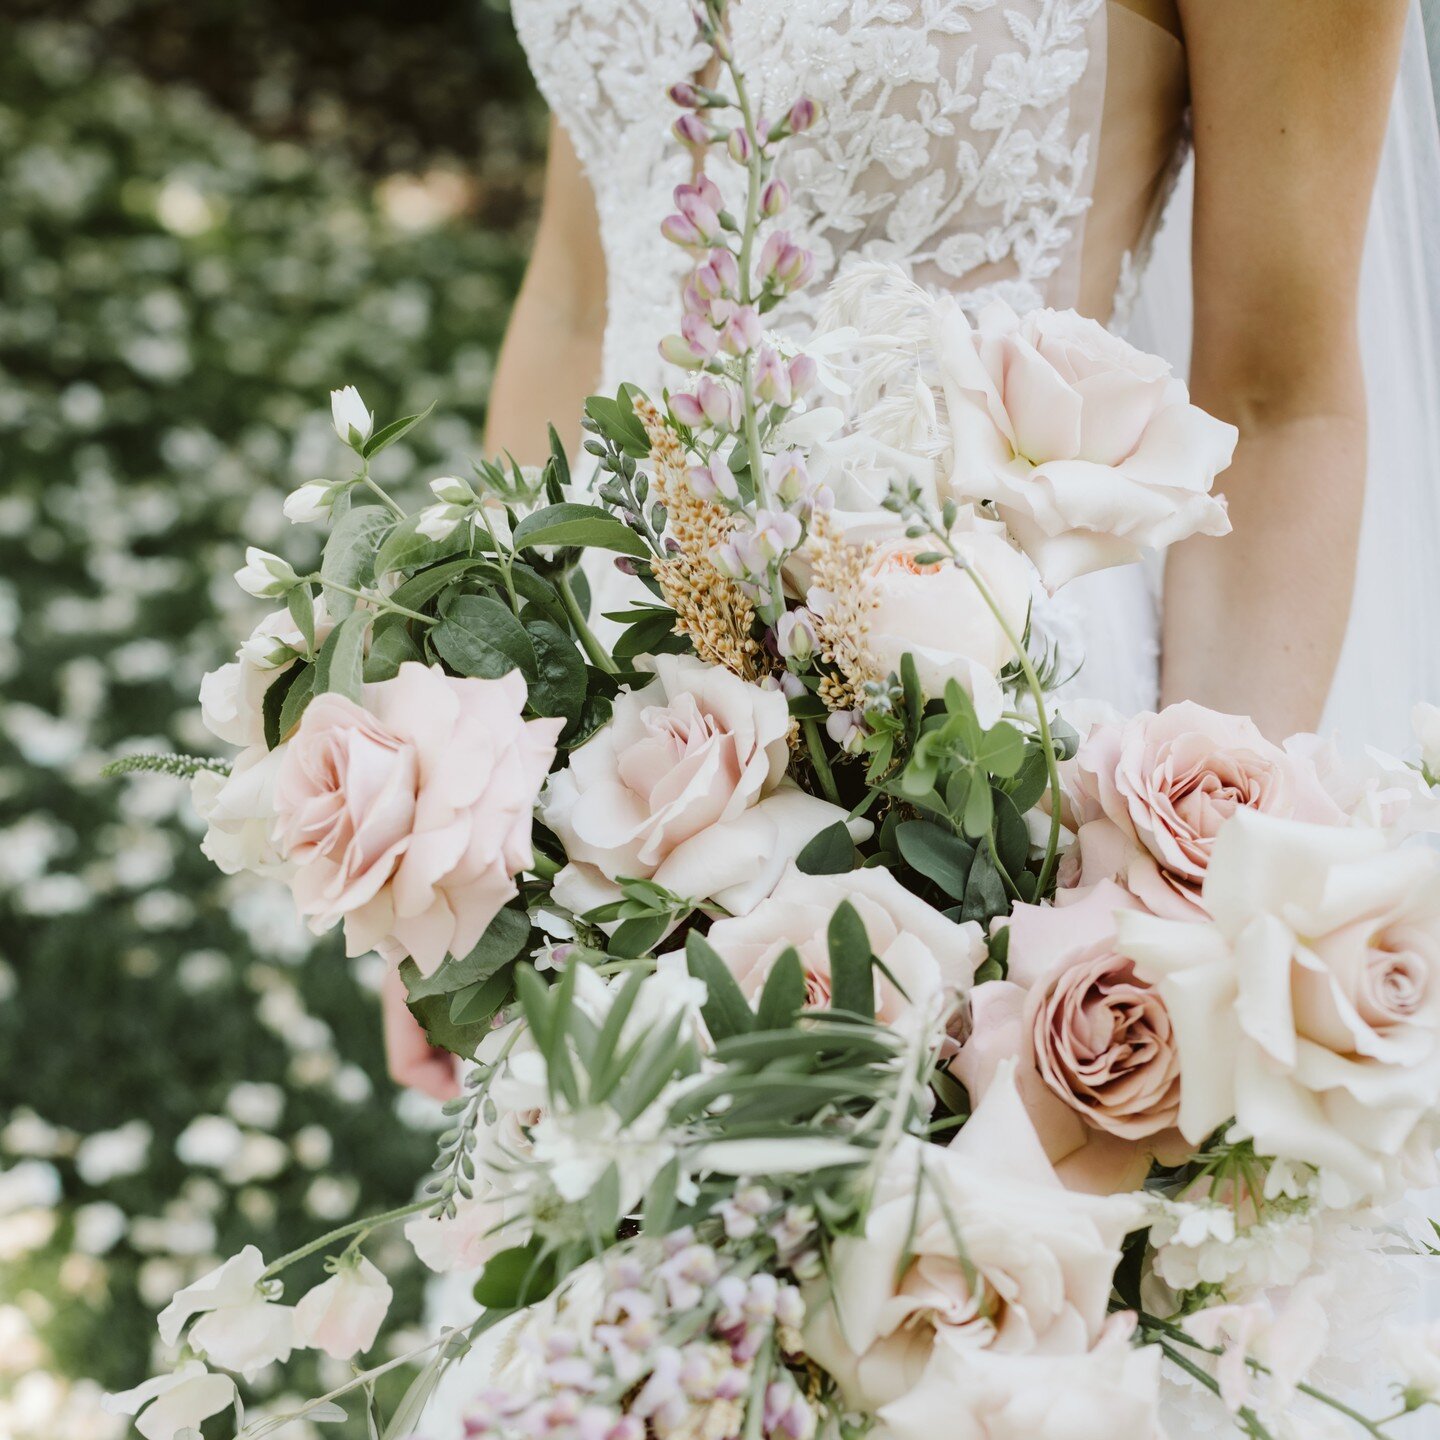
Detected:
left=330, top=385, right=373, bottom=447
left=282, top=480, right=341, bottom=525
left=103, top=1362, right=235, bottom=1440
left=293, top=1254, right=392, bottom=1359
left=233, top=547, right=299, bottom=599
left=157, top=1245, right=294, bottom=1377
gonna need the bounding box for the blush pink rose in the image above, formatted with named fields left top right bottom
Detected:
left=1060, top=702, right=1346, bottom=919
left=273, top=662, right=560, bottom=974
left=936, top=300, right=1236, bottom=590
left=700, top=864, right=984, bottom=1029
left=954, top=881, right=1185, bottom=1194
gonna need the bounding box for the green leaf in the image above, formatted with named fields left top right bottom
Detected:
left=373, top=512, right=461, bottom=577
left=755, top=947, right=806, bottom=1030
left=364, top=623, right=421, bottom=682
left=287, top=585, right=316, bottom=654
left=262, top=664, right=305, bottom=750
left=432, top=594, right=537, bottom=680
left=400, top=959, right=493, bottom=1057
left=1007, top=746, right=1052, bottom=814
left=511, top=502, right=649, bottom=559
left=406, top=905, right=533, bottom=1000
left=585, top=388, right=651, bottom=459
left=361, top=400, right=436, bottom=459
left=313, top=611, right=369, bottom=702
left=796, top=821, right=856, bottom=877
left=379, top=558, right=495, bottom=628
left=588, top=970, right=647, bottom=1100
left=527, top=620, right=588, bottom=721
left=686, top=932, right=757, bottom=1040
left=643, top=1156, right=681, bottom=1236
left=609, top=912, right=673, bottom=959
left=960, top=852, right=1008, bottom=925
left=448, top=966, right=517, bottom=1027
left=992, top=790, right=1030, bottom=877
left=473, top=1240, right=558, bottom=1310
left=974, top=722, right=1026, bottom=779
left=961, top=775, right=994, bottom=839
left=613, top=608, right=687, bottom=660
left=546, top=423, right=571, bottom=497
left=321, top=506, right=392, bottom=619
left=931, top=1067, right=970, bottom=1119
left=826, top=902, right=874, bottom=1019
left=276, top=663, right=316, bottom=740
left=611, top=1011, right=692, bottom=1125
left=895, top=820, right=974, bottom=901
left=901, top=652, right=924, bottom=735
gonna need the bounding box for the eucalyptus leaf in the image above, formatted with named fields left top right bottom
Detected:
left=826, top=902, right=874, bottom=1019
left=960, top=852, right=1008, bottom=925
left=796, top=821, right=856, bottom=876
left=473, top=1240, right=558, bottom=1310
left=686, top=932, right=756, bottom=1040
left=754, top=947, right=805, bottom=1030
left=895, top=820, right=974, bottom=900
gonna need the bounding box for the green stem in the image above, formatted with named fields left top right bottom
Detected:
left=261, top=1200, right=429, bottom=1280
left=1151, top=1339, right=1276, bottom=1440
left=476, top=503, right=520, bottom=616
left=557, top=569, right=620, bottom=675
left=307, top=577, right=435, bottom=627
left=802, top=716, right=841, bottom=805
left=361, top=472, right=407, bottom=521
left=953, top=561, right=1064, bottom=895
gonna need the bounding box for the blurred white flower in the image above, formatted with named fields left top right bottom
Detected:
left=174, top=1114, right=245, bottom=1170
left=293, top=1255, right=392, bottom=1359
left=330, top=386, right=372, bottom=447
left=0, top=1159, right=61, bottom=1214
left=157, top=1245, right=294, bottom=1378
left=225, top=1082, right=285, bottom=1130
left=75, top=1120, right=152, bottom=1185
left=221, top=1132, right=289, bottom=1186
left=233, top=547, right=299, bottom=599
left=103, top=1361, right=235, bottom=1440
left=72, top=1201, right=127, bottom=1256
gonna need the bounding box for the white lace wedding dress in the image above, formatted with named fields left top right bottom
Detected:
left=416, top=1, right=1440, bottom=1433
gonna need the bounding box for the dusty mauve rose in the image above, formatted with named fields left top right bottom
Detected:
left=1117, top=811, right=1440, bottom=1201
left=801, top=1065, right=1154, bottom=1437
left=936, top=300, right=1236, bottom=590
left=700, top=864, right=983, bottom=1028
left=954, top=881, right=1183, bottom=1194
left=543, top=654, right=865, bottom=919
left=1061, top=702, right=1345, bottom=918
left=274, top=662, right=561, bottom=974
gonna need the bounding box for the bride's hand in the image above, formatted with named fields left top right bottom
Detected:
left=380, top=966, right=460, bottom=1101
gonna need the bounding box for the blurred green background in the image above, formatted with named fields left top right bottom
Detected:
left=0, top=2, right=544, bottom=1434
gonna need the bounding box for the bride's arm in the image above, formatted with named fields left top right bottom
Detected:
left=482, top=118, right=607, bottom=462
left=382, top=120, right=606, bottom=1097
left=1161, top=0, right=1408, bottom=738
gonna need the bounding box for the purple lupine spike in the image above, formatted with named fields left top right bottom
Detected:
left=726, top=127, right=752, bottom=165
left=720, top=304, right=762, bottom=356
left=668, top=81, right=703, bottom=108
left=786, top=97, right=820, bottom=134
left=754, top=345, right=792, bottom=406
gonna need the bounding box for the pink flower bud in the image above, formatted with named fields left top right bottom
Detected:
left=669, top=392, right=705, bottom=429
left=668, top=82, right=702, bottom=108
left=760, top=178, right=790, bottom=217
left=661, top=213, right=705, bottom=249
left=673, top=187, right=721, bottom=241
left=787, top=353, right=818, bottom=398
left=727, top=128, right=752, bottom=165
left=697, top=375, right=741, bottom=430
left=709, top=248, right=740, bottom=294
left=754, top=346, right=792, bottom=406
left=659, top=333, right=708, bottom=370
left=673, top=113, right=710, bottom=152
left=720, top=305, right=762, bottom=356
left=688, top=463, right=737, bottom=504
left=786, top=97, right=820, bottom=135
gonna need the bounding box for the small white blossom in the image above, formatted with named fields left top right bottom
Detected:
left=330, top=385, right=372, bottom=447
left=415, top=503, right=467, bottom=542
left=282, top=480, right=338, bottom=524
left=157, top=1245, right=294, bottom=1378
left=233, top=547, right=299, bottom=599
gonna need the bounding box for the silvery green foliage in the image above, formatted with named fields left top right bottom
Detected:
left=0, top=17, right=531, bottom=1433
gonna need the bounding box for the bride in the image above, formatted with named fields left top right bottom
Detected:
left=384, top=0, right=1440, bottom=1422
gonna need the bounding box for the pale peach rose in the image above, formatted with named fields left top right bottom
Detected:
left=200, top=601, right=334, bottom=748
left=1117, top=811, right=1440, bottom=1201
left=935, top=300, right=1236, bottom=590
left=274, top=662, right=561, bottom=974
left=954, top=881, right=1184, bottom=1193
left=543, top=655, right=866, bottom=919
left=858, top=528, right=1033, bottom=726
left=802, top=1064, right=1147, bottom=1431
left=1062, top=702, right=1345, bottom=919
left=700, top=864, right=983, bottom=1028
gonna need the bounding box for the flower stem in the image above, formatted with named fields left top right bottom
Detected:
left=1150, top=1338, right=1277, bottom=1440
left=260, top=1200, right=430, bottom=1280
left=557, top=570, right=619, bottom=675
left=803, top=716, right=841, bottom=805
left=307, top=577, right=435, bottom=627
left=361, top=472, right=407, bottom=520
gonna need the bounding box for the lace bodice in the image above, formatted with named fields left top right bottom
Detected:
left=511, top=0, right=1187, bottom=397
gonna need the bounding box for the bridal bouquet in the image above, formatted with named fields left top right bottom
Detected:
left=106, top=3, right=1440, bottom=1438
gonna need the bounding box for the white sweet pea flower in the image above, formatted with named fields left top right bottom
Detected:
left=1415, top=703, right=1440, bottom=779
left=233, top=547, right=299, bottom=599
left=282, top=480, right=338, bottom=525
left=103, top=1362, right=235, bottom=1440
left=157, top=1245, right=294, bottom=1378
left=330, top=385, right=373, bottom=447
left=293, top=1254, right=392, bottom=1359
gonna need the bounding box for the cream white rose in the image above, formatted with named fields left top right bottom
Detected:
left=936, top=299, right=1236, bottom=590
left=543, top=654, right=868, bottom=918
left=802, top=1064, right=1146, bottom=1424
left=192, top=745, right=288, bottom=878
left=1117, top=810, right=1440, bottom=1200
left=700, top=863, right=983, bottom=1028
